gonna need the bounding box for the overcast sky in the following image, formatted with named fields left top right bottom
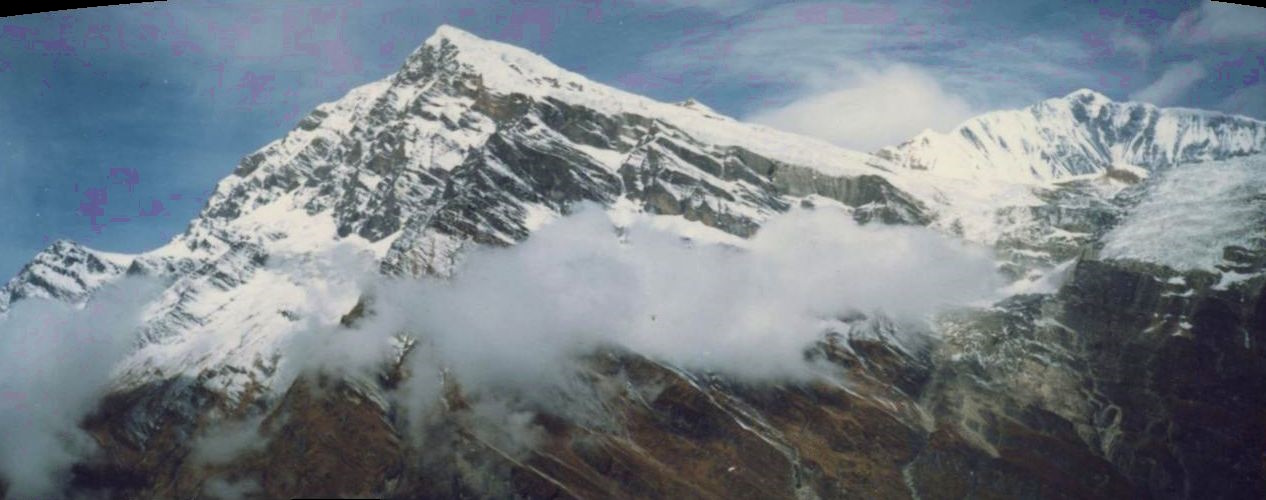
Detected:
left=1, top=0, right=1264, bottom=278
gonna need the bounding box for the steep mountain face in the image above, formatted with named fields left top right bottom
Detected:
left=185, top=25, right=924, bottom=282
left=2, top=25, right=928, bottom=410
left=2, top=25, right=1265, bottom=500
left=877, top=88, right=1266, bottom=182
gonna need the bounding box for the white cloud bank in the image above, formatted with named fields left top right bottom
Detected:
left=2, top=205, right=1003, bottom=495
left=747, top=64, right=977, bottom=152
left=287, top=204, right=1002, bottom=428
left=0, top=277, right=161, bottom=498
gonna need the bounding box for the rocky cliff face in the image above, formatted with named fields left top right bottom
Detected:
left=2, top=25, right=1265, bottom=500
left=931, top=256, right=1266, bottom=499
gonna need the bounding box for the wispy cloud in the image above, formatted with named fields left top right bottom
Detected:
left=1219, top=80, right=1266, bottom=117
left=637, top=1, right=1100, bottom=124
left=647, top=0, right=766, bottom=14
left=1130, top=61, right=1207, bottom=105
left=1169, top=1, right=1266, bottom=44
left=1109, top=29, right=1153, bottom=66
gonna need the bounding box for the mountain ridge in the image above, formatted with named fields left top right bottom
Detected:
left=5, top=25, right=1264, bottom=333
left=878, top=87, right=1266, bottom=182
left=5, top=25, right=1263, bottom=340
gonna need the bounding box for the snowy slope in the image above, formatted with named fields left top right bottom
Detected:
left=399, top=25, right=886, bottom=178
left=1100, top=155, right=1266, bottom=271
left=878, top=89, right=1266, bottom=183
left=0, top=240, right=131, bottom=314
left=870, top=89, right=1266, bottom=258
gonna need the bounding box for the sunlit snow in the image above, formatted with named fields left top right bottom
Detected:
left=1100, top=155, right=1266, bottom=271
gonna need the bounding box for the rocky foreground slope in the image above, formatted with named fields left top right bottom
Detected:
left=2, top=25, right=1265, bottom=499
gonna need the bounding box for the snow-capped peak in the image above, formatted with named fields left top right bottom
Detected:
left=878, top=88, right=1266, bottom=183
left=1062, top=88, right=1111, bottom=103
left=8, top=23, right=1264, bottom=418
left=1057, top=88, right=1113, bottom=119
left=0, top=240, right=133, bottom=314
left=676, top=98, right=720, bottom=115
left=26, top=23, right=931, bottom=403
left=398, top=23, right=627, bottom=104
left=168, top=23, right=893, bottom=265
left=411, top=24, right=574, bottom=86
left=393, top=25, right=881, bottom=176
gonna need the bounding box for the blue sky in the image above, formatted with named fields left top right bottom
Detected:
left=1, top=0, right=1264, bottom=279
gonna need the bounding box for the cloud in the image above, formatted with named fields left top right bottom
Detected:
left=189, top=416, right=268, bottom=500
left=1169, top=2, right=1266, bottom=44
left=1218, top=82, right=1266, bottom=118
left=400, top=204, right=998, bottom=382
left=202, top=477, right=262, bottom=500
left=1130, top=61, right=1207, bottom=105
left=281, top=204, right=1001, bottom=438
left=647, top=0, right=762, bottom=12
left=0, top=277, right=162, bottom=498
left=0, top=200, right=1002, bottom=496
left=1109, top=29, right=1153, bottom=66
left=635, top=1, right=1101, bottom=122
left=189, top=416, right=268, bottom=467
left=746, top=64, right=977, bottom=151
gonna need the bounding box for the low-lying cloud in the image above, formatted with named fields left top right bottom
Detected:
left=290, top=204, right=1001, bottom=426
left=189, top=416, right=269, bottom=467
left=2, top=205, right=1003, bottom=495
left=0, top=277, right=161, bottom=498
left=202, top=477, right=263, bottom=500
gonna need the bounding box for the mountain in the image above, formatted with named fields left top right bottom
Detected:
left=0, top=240, right=129, bottom=314
left=870, top=89, right=1266, bottom=281
left=877, top=88, right=1266, bottom=182
left=2, top=25, right=1265, bottom=500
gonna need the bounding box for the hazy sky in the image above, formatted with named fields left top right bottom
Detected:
left=1, top=0, right=1264, bottom=278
